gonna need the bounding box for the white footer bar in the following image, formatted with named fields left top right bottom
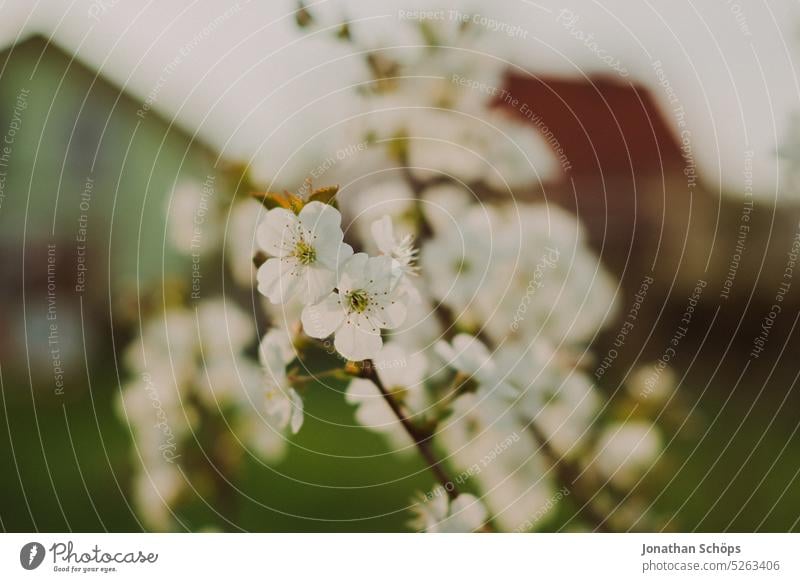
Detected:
left=1, top=533, right=797, bottom=580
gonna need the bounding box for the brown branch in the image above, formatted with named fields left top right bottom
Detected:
left=359, top=359, right=460, bottom=500
left=527, top=420, right=612, bottom=532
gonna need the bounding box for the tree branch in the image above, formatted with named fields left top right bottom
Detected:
left=526, top=420, right=612, bottom=532
left=359, top=359, right=460, bottom=500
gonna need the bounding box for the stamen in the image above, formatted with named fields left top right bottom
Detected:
left=293, top=239, right=317, bottom=265
left=346, top=289, right=371, bottom=313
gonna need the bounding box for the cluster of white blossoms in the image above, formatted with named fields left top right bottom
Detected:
left=257, top=199, right=417, bottom=361
left=244, top=177, right=669, bottom=532
left=118, top=2, right=671, bottom=533
left=272, top=0, right=558, bottom=193
left=118, top=297, right=325, bottom=530
left=125, top=176, right=670, bottom=532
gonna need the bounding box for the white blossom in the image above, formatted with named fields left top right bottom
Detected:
left=437, top=392, right=555, bottom=532
left=117, top=376, right=193, bottom=457
left=194, top=357, right=262, bottom=411
left=420, top=182, right=474, bottom=234
left=435, top=333, right=492, bottom=379
left=259, top=329, right=304, bottom=434
left=435, top=333, right=516, bottom=397
left=345, top=178, right=417, bottom=249
left=387, top=291, right=444, bottom=357
left=410, top=488, right=488, bottom=533
left=371, top=215, right=420, bottom=304
left=627, top=363, right=678, bottom=404
left=371, top=215, right=418, bottom=277
left=593, top=421, right=662, bottom=487
left=123, top=309, right=197, bottom=385
left=481, top=112, right=560, bottom=191
left=301, top=253, right=409, bottom=361
left=197, top=298, right=255, bottom=358
left=257, top=201, right=353, bottom=305
left=133, top=464, right=184, bottom=532
left=421, top=203, right=510, bottom=322
left=520, top=371, right=601, bottom=458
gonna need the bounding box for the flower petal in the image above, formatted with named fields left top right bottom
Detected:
left=381, top=297, right=408, bottom=329
left=345, top=378, right=380, bottom=405
left=298, top=201, right=343, bottom=243
left=288, top=388, right=304, bottom=434
left=256, top=208, right=297, bottom=257
left=334, top=319, right=383, bottom=361
left=257, top=258, right=301, bottom=304
left=301, top=293, right=345, bottom=339
left=264, top=386, right=290, bottom=430
left=448, top=493, right=487, bottom=531
left=302, top=264, right=337, bottom=304
left=355, top=398, right=397, bottom=431
left=364, top=255, right=395, bottom=294
left=317, top=241, right=353, bottom=272
left=338, top=253, right=369, bottom=293
left=376, top=343, right=427, bottom=388
left=434, top=339, right=457, bottom=368
left=370, top=215, right=395, bottom=255
left=430, top=488, right=449, bottom=521
left=258, top=329, right=293, bottom=372
left=346, top=379, right=398, bottom=430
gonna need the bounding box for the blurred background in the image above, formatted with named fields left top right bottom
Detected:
left=2, top=1, right=800, bottom=532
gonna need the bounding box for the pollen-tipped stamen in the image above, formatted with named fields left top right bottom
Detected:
left=293, top=239, right=317, bottom=265
left=346, top=289, right=371, bottom=313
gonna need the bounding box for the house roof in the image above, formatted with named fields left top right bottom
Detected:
left=2, top=0, right=799, bottom=199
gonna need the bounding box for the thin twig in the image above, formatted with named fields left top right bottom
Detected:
left=526, top=420, right=612, bottom=532
left=360, top=360, right=460, bottom=500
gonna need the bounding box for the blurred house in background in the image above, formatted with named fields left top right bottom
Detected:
left=503, top=73, right=800, bottom=302
left=0, top=37, right=213, bottom=382
left=0, top=37, right=215, bottom=531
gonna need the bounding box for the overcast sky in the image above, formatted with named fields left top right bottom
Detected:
left=3, top=0, right=800, bottom=201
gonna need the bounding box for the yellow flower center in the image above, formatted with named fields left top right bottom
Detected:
left=294, top=240, right=317, bottom=265
left=346, top=289, right=370, bottom=313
